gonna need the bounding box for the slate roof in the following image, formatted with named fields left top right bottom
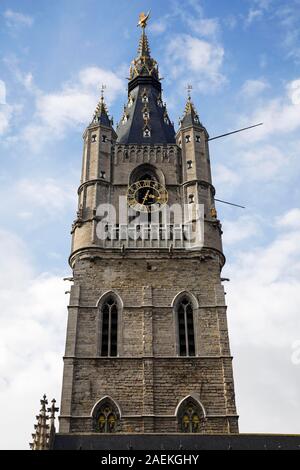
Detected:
left=180, top=96, right=203, bottom=129
left=116, top=83, right=175, bottom=144
left=90, top=94, right=113, bottom=128
left=116, top=29, right=175, bottom=145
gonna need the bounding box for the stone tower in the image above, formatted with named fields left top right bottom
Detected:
left=58, top=15, right=238, bottom=439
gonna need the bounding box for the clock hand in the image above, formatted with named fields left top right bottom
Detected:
left=142, top=190, right=150, bottom=205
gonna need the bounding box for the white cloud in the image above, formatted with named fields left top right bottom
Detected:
left=0, top=177, right=76, bottom=231
left=3, top=9, right=33, bottom=28
left=0, top=80, right=14, bottom=135
left=223, top=215, right=261, bottom=245
left=0, top=78, right=24, bottom=137
left=237, top=77, right=300, bottom=143
left=0, top=80, right=6, bottom=104
left=276, top=208, right=300, bottom=229
left=257, top=0, right=272, bottom=8
left=21, top=66, right=124, bottom=150
left=241, top=79, right=270, bottom=97
left=213, top=163, right=241, bottom=191
left=225, top=209, right=300, bottom=432
left=223, top=15, right=237, bottom=30
left=3, top=55, right=36, bottom=93
left=149, top=19, right=168, bottom=35
left=245, top=9, right=263, bottom=26
left=213, top=144, right=290, bottom=199
left=0, top=103, right=14, bottom=135
left=287, top=79, right=300, bottom=104
left=239, top=145, right=287, bottom=181
left=166, top=34, right=225, bottom=90
left=245, top=0, right=272, bottom=26
left=0, top=230, right=67, bottom=449
left=187, top=17, right=220, bottom=38
left=16, top=178, right=76, bottom=214
left=274, top=2, right=300, bottom=62
left=227, top=217, right=300, bottom=347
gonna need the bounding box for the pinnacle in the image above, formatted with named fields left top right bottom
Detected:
left=138, top=30, right=151, bottom=58
left=92, top=92, right=112, bottom=127
left=30, top=394, right=59, bottom=450
left=180, top=95, right=202, bottom=127
left=129, top=21, right=159, bottom=81
left=184, top=96, right=198, bottom=116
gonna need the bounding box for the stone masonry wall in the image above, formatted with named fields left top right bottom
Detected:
left=59, top=253, right=238, bottom=434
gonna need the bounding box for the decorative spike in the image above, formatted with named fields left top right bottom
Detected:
left=138, top=30, right=151, bottom=58
left=91, top=86, right=112, bottom=127
left=129, top=13, right=160, bottom=81
left=30, top=394, right=54, bottom=451
left=180, top=95, right=202, bottom=127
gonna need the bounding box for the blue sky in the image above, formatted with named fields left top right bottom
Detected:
left=1, top=0, right=300, bottom=448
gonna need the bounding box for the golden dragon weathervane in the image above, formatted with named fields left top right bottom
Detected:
left=137, top=10, right=150, bottom=29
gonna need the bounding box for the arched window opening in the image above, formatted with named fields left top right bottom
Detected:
left=129, top=163, right=165, bottom=187
left=101, top=296, right=118, bottom=357
left=93, top=398, right=120, bottom=433
left=177, top=296, right=195, bottom=356
left=177, top=398, right=204, bottom=433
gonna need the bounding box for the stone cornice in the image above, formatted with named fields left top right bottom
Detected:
left=69, top=245, right=226, bottom=268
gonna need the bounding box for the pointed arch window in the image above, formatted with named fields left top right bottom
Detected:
left=177, top=398, right=204, bottom=433
left=176, top=296, right=195, bottom=356
left=93, top=398, right=120, bottom=433
left=101, top=296, right=118, bottom=357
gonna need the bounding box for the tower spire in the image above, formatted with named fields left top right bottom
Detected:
left=91, top=84, right=113, bottom=127
left=117, top=13, right=175, bottom=144
left=180, top=85, right=202, bottom=128
left=138, top=29, right=151, bottom=58
left=129, top=11, right=159, bottom=82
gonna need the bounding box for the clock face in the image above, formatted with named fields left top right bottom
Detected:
left=127, top=180, right=168, bottom=212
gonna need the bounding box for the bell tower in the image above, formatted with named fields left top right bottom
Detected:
left=58, top=13, right=238, bottom=440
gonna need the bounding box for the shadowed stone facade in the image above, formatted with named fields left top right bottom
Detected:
left=58, top=19, right=239, bottom=438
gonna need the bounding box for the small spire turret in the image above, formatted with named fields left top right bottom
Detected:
left=91, top=85, right=113, bottom=127
left=180, top=86, right=202, bottom=128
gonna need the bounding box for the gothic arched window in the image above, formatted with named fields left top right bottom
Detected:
left=177, top=296, right=195, bottom=356
left=101, top=296, right=118, bottom=357
left=177, top=398, right=204, bottom=433
left=93, top=398, right=120, bottom=433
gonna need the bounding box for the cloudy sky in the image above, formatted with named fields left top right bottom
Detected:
left=1, top=0, right=300, bottom=449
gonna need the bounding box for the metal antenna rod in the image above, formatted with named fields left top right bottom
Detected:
left=215, top=198, right=245, bottom=209
left=208, top=123, right=263, bottom=141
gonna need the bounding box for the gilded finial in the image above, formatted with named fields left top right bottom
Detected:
left=137, top=11, right=150, bottom=29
